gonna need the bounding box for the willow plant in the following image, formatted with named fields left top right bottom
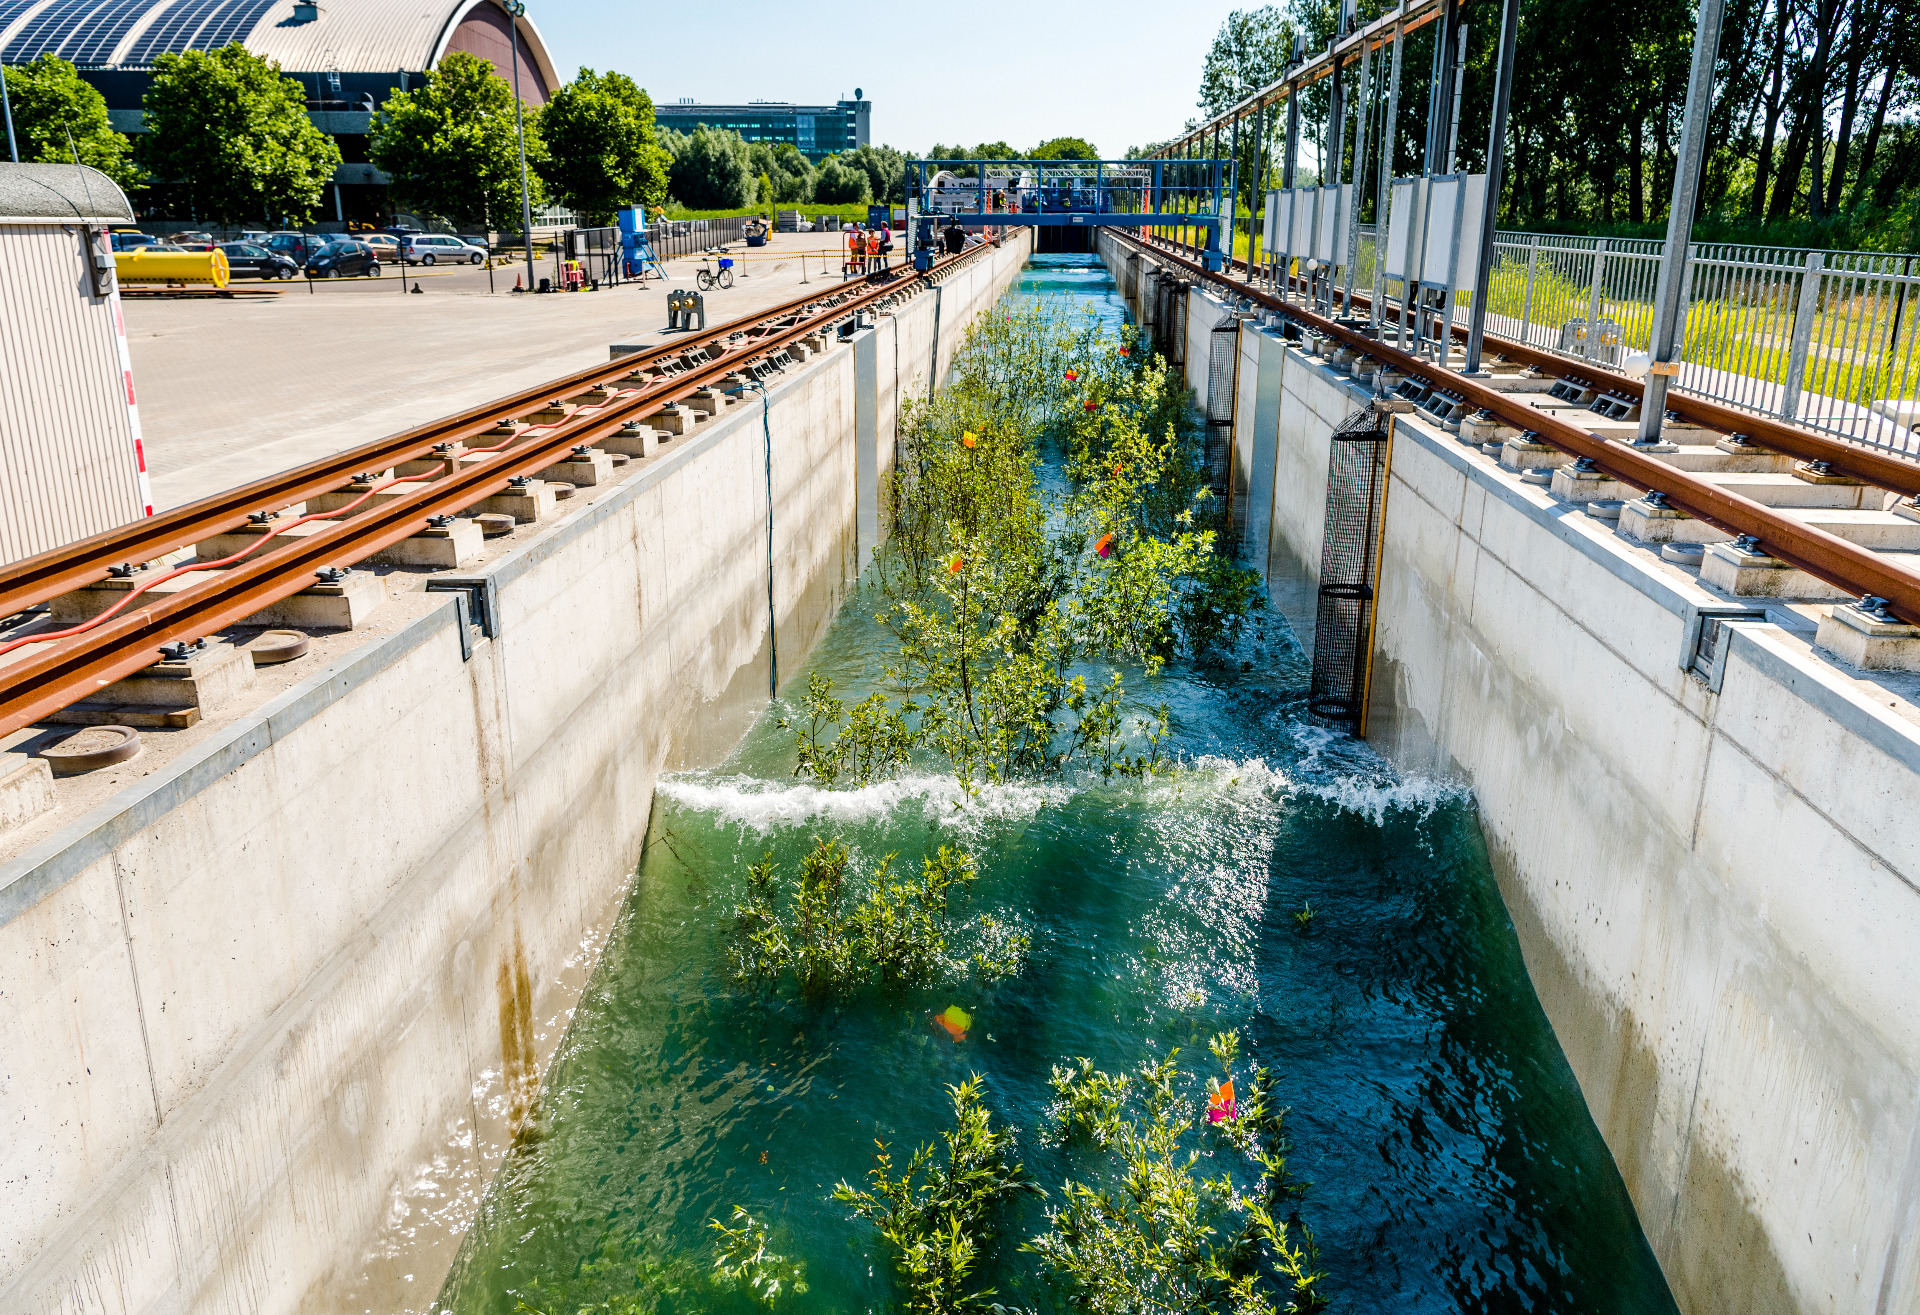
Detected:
left=1028, top=1031, right=1327, bottom=1315
left=833, top=1075, right=1043, bottom=1315
left=794, top=298, right=1257, bottom=791
left=726, top=838, right=1027, bottom=997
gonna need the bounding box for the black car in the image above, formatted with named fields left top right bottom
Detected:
left=265, top=232, right=332, bottom=265
left=219, top=242, right=298, bottom=280
left=305, top=240, right=382, bottom=279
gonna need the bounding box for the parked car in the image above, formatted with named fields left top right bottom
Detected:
left=219, top=242, right=298, bottom=280
left=264, top=232, right=331, bottom=264
left=172, top=230, right=214, bottom=245
left=110, top=231, right=159, bottom=251
left=360, top=233, right=399, bottom=259
left=400, top=233, right=487, bottom=265
left=304, top=240, right=381, bottom=279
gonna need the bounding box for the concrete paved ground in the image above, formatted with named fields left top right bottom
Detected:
left=125, top=230, right=883, bottom=508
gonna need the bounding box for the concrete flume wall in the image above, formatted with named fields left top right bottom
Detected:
left=0, top=233, right=1031, bottom=1315
left=1099, top=233, right=1920, bottom=1315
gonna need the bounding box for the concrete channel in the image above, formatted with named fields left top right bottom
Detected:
left=1096, top=233, right=1920, bottom=1315
left=0, top=234, right=1032, bottom=1315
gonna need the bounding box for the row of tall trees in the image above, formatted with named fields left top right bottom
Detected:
left=1182, top=0, right=1919, bottom=248
left=0, top=48, right=907, bottom=227
left=655, top=130, right=906, bottom=210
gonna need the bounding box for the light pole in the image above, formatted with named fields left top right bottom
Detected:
left=502, top=0, right=535, bottom=291
left=1, top=62, right=18, bottom=162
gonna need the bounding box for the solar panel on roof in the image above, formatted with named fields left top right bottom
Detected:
left=2, top=0, right=96, bottom=62
left=59, top=0, right=156, bottom=65
left=125, top=0, right=275, bottom=64
left=0, top=0, right=44, bottom=38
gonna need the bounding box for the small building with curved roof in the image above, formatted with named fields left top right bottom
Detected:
left=0, top=0, right=560, bottom=224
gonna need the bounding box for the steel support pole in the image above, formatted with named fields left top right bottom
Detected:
left=1228, top=113, right=1240, bottom=273
left=1374, top=15, right=1405, bottom=338
left=1343, top=36, right=1373, bottom=316
left=1284, top=79, right=1301, bottom=298
left=1636, top=0, right=1726, bottom=443
left=1781, top=251, right=1823, bottom=423
left=1250, top=99, right=1267, bottom=277
left=1, top=68, right=18, bottom=164
left=504, top=1, right=535, bottom=292
left=1445, top=22, right=1468, bottom=173
left=1465, top=0, right=1521, bottom=373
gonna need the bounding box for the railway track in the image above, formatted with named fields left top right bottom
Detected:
left=0, top=240, right=999, bottom=738
left=1122, top=232, right=1920, bottom=626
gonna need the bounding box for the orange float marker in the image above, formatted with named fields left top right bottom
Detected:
left=933, top=1005, right=971, bottom=1041
left=1207, top=1077, right=1237, bottom=1124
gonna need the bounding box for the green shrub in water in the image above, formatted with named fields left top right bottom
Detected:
left=832, top=1075, right=1042, bottom=1315
left=726, top=837, right=1028, bottom=996
left=709, top=1207, right=809, bottom=1305
left=791, top=300, right=1257, bottom=790
left=1029, top=1030, right=1327, bottom=1315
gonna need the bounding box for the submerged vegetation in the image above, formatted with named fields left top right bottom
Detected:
left=724, top=837, right=1028, bottom=996
left=702, top=301, right=1328, bottom=1315
left=789, top=301, right=1259, bottom=789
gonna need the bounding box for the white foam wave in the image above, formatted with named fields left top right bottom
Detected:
left=1155, top=754, right=1469, bottom=825
left=656, top=771, right=1071, bottom=833
left=659, top=753, right=1466, bottom=834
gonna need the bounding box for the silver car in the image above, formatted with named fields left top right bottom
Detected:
left=401, top=234, right=487, bottom=265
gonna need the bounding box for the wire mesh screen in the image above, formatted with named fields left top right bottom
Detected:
left=1168, top=280, right=1188, bottom=371
left=1206, top=315, right=1240, bottom=515
left=1308, top=406, right=1394, bottom=732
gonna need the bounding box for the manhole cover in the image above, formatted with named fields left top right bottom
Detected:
left=42, top=724, right=141, bottom=775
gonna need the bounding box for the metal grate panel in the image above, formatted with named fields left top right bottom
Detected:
left=1205, top=312, right=1239, bottom=512
left=1307, top=406, right=1394, bottom=732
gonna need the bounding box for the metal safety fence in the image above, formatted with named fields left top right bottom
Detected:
left=1331, top=225, right=1920, bottom=455
left=649, top=217, right=748, bottom=260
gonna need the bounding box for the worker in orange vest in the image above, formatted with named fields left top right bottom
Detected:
left=845, top=224, right=859, bottom=278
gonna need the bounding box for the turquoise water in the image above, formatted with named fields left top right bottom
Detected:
left=436, top=258, right=1679, bottom=1315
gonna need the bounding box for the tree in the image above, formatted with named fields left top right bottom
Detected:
left=1197, top=6, right=1293, bottom=119
left=669, top=126, right=754, bottom=209
left=844, top=143, right=905, bottom=203
left=768, top=143, right=814, bottom=203
left=927, top=142, right=1020, bottom=179
left=537, top=67, right=670, bottom=222
left=1, top=55, right=140, bottom=190
left=369, top=49, right=541, bottom=229
left=1029, top=136, right=1101, bottom=160
left=812, top=155, right=872, bottom=204
left=140, top=44, right=338, bottom=223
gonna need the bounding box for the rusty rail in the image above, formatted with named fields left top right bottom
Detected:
left=1185, top=236, right=1920, bottom=499
left=0, top=241, right=999, bottom=737
left=0, top=267, right=924, bottom=619
left=1122, top=233, right=1920, bottom=625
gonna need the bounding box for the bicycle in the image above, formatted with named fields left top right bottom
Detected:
left=695, top=248, right=735, bottom=291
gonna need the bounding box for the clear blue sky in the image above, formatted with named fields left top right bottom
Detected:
left=528, top=0, right=1235, bottom=157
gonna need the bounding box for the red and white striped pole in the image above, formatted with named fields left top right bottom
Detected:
left=106, top=263, right=154, bottom=517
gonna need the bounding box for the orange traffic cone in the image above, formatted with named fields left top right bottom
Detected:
left=513, top=272, right=523, bottom=291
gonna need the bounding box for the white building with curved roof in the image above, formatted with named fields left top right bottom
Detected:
left=0, top=0, right=561, bottom=224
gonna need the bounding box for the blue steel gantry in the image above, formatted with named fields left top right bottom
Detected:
left=902, top=158, right=1238, bottom=271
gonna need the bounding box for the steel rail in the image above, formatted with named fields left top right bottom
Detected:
left=1174, top=235, right=1920, bottom=498
left=0, top=269, right=892, bottom=619
left=0, top=241, right=1000, bottom=737
left=1120, top=233, right=1920, bottom=625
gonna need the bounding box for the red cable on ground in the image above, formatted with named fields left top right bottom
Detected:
left=0, top=462, right=451, bottom=659
left=0, top=386, right=652, bottom=660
